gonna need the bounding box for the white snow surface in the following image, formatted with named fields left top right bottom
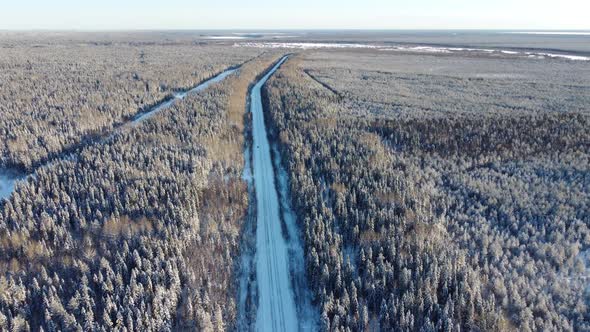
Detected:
left=0, top=173, right=18, bottom=201
left=250, top=56, right=299, bottom=332
left=204, top=36, right=250, bottom=40
left=235, top=42, right=590, bottom=61
left=273, top=144, right=318, bottom=331
left=505, top=31, right=590, bottom=36
left=530, top=52, right=590, bottom=61
left=132, top=68, right=237, bottom=124
left=236, top=42, right=382, bottom=50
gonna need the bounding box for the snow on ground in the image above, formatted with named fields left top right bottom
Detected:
left=505, top=31, right=590, bottom=36
left=132, top=68, right=237, bottom=124
left=0, top=172, right=18, bottom=201
left=580, top=249, right=590, bottom=293
left=273, top=144, right=318, bottom=331
left=204, top=36, right=250, bottom=40
left=234, top=42, right=590, bottom=61
left=526, top=52, right=590, bottom=61
left=554, top=248, right=590, bottom=296
left=242, top=144, right=253, bottom=183
left=237, top=145, right=257, bottom=331
left=382, top=46, right=590, bottom=61
left=0, top=68, right=238, bottom=202
left=250, top=56, right=299, bottom=332
left=203, top=33, right=299, bottom=40
left=236, top=42, right=382, bottom=50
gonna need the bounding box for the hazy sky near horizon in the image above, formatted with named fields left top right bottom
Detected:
left=1, top=0, right=589, bottom=30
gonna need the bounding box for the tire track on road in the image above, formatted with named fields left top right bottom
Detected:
left=251, top=56, right=298, bottom=332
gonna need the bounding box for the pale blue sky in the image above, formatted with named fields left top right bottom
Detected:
left=0, top=0, right=588, bottom=30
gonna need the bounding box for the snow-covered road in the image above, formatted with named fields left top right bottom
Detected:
left=251, top=56, right=299, bottom=332
left=131, top=68, right=237, bottom=124
left=0, top=67, right=238, bottom=202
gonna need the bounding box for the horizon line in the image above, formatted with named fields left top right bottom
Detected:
left=1, top=28, right=590, bottom=32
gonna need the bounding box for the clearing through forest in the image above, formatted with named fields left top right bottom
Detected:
left=250, top=56, right=300, bottom=332
left=0, top=67, right=238, bottom=202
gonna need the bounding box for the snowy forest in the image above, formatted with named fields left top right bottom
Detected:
left=263, top=51, right=589, bottom=331
left=0, top=33, right=281, bottom=330
left=0, top=32, right=589, bottom=331
left=0, top=38, right=259, bottom=171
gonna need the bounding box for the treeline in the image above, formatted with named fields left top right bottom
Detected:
left=263, top=53, right=589, bottom=331
left=0, top=52, right=284, bottom=331
left=0, top=40, right=260, bottom=171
